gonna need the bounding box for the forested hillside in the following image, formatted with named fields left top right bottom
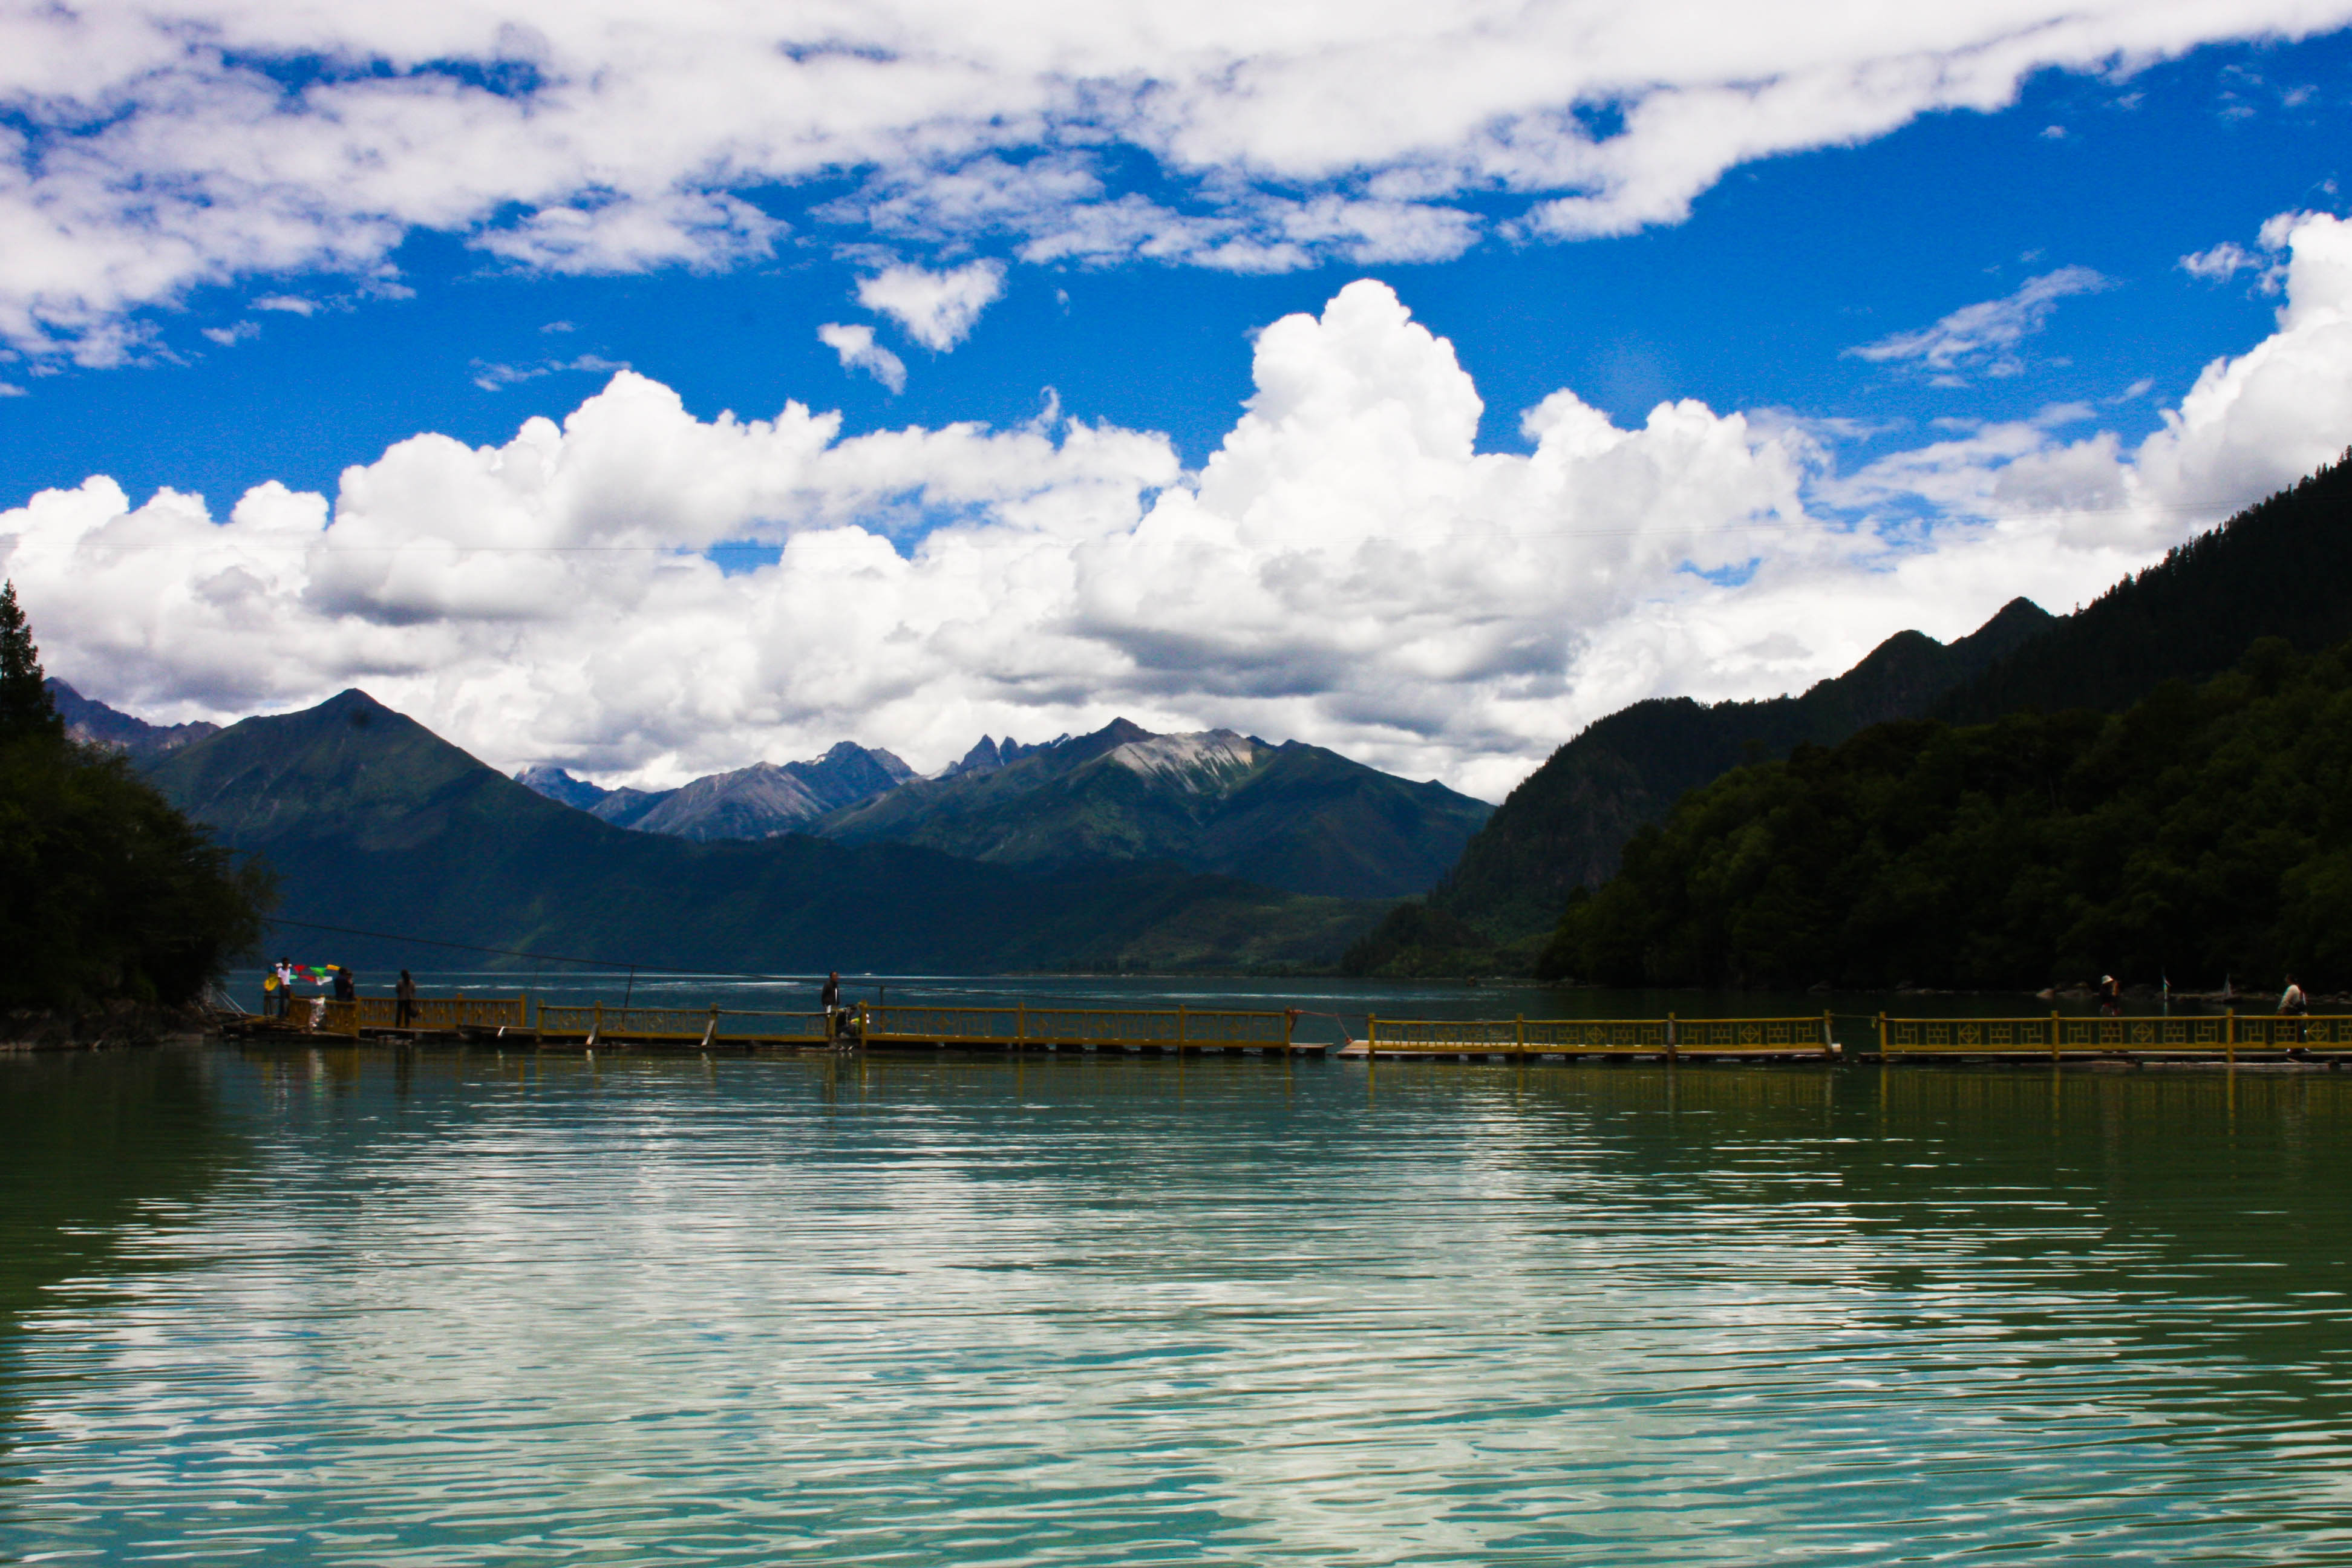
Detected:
left=1937, top=454, right=2352, bottom=723
left=1354, top=452, right=2352, bottom=978
left=1, top=585, right=270, bottom=1011
left=1338, top=599, right=2054, bottom=974
left=1541, top=636, right=2352, bottom=991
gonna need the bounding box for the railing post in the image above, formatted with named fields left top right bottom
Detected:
left=1666, top=1012, right=1677, bottom=1063
left=1877, top=1011, right=1886, bottom=1057
left=1018, top=1001, right=1027, bottom=1048
left=1177, top=1002, right=1186, bottom=1054
left=1823, top=1009, right=1834, bottom=1057
left=2227, top=1008, right=2236, bottom=1068
left=1515, top=1013, right=1524, bottom=1054
left=1368, top=1013, right=1377, bottom=1062
left=2051, top=1009, right=2060, bottom=1065
left=1284, top=1009, right=1296, bottom=1055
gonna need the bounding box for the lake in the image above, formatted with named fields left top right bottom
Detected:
left=5, top=1039, right=2347, bottom=1564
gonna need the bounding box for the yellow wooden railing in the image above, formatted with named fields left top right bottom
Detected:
left=359, top=995, right=529, bottom=1032
left=535, top=1003, right=830, bottom=1045
left=860, top=1003, right=1298, bottom=1050
left=275, top=994, right=526, bottom=1037
left=1359, top=1013, right=1835, bottom=1058
left=1877, top=1013, right=2352, bottom=1059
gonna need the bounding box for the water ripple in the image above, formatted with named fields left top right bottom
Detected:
left=4, top=1051, right=2351, bottom=1563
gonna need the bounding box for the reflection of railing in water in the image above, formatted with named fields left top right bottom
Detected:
left=1878, top=1012, right=2351, bottom=1059
left=1354, top=1013, right=1835, bottom=1057
left=861, top=1003, right=1299, bottom=1050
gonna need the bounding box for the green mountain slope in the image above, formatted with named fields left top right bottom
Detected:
left=811, top=720, right=1493, bottom=899
left=1422, top=597, right=2055, bottom=943
left=144, top=691, right=1381, bottom=975
left=1935, top=452, right=2352, bottom=723
left=1542, top=636, right=2352, bottom=991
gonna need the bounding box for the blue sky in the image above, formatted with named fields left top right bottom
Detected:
left=4, top=7, right=2351, bottom=797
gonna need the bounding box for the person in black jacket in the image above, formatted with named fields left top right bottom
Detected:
left=821, top=972, right=843, bottom=1037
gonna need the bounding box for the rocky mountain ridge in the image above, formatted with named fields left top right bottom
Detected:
left=43, top=679, right=219, bottom=757
left=515, top=742, right=916, bottom=840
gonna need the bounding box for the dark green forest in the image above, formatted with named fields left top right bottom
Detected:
left=1353, top=449, right=2352, bottom=979
left=0, top=583, right=273, bottom=1011
left=1540, top=637, right=2352, bottom=991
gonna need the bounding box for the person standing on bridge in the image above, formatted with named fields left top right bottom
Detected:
left=822, top=971, right=843, bottom=1037
left=396, top=969, right=417, bottom=1029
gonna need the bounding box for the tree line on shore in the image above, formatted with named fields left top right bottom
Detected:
left=1539, top=636, right=2352, bottom=991
left=0, top=583, right=272, bottom=1012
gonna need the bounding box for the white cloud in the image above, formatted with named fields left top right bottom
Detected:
left=252, top=295, right=316, bottom=315
left=856, top=261, right=1007, bottom=351
left=7, top=235, right=2349, bottom=800
left=4, top=1, right=2350, bottom=361
left=200, top=320, right=260, bottom=347
left=816, top=323, right=909, bottom=393
left=471, top=354, right=629, bottom=392
left=2180, top=241, right=2256, bottom=281
left=1847, top=266, right=2109, bottom=379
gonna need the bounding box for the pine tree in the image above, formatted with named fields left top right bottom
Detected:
left=0, top=580, right=64, bottom=745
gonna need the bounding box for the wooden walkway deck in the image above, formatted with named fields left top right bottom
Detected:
left=223, top=996, right=2347, bottom=1067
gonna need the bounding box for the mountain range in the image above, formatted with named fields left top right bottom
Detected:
left=511, top=717, right=1491, bottom=900
left=75, top=452, right=2352, bottom=979
left=141, top=691, right=1383, bottom=975
left=517, top=743, right=916, bottom=838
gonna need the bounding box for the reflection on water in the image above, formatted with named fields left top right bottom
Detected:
left=5, top=1048, right=2351, bottom=1564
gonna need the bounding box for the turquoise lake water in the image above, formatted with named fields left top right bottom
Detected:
left=6, top=1042, right=2351, bottom=1564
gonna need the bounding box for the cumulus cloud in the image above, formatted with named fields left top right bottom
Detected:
left=4, top=0, right=2351, bottom=361
left=856, top=261, right=1007, bottom=351
left=1847, top=266, right=2109, bottom=379
left=817, top=324, right=909, bottom=393
left=7, top=236, right=2350, bottom=800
